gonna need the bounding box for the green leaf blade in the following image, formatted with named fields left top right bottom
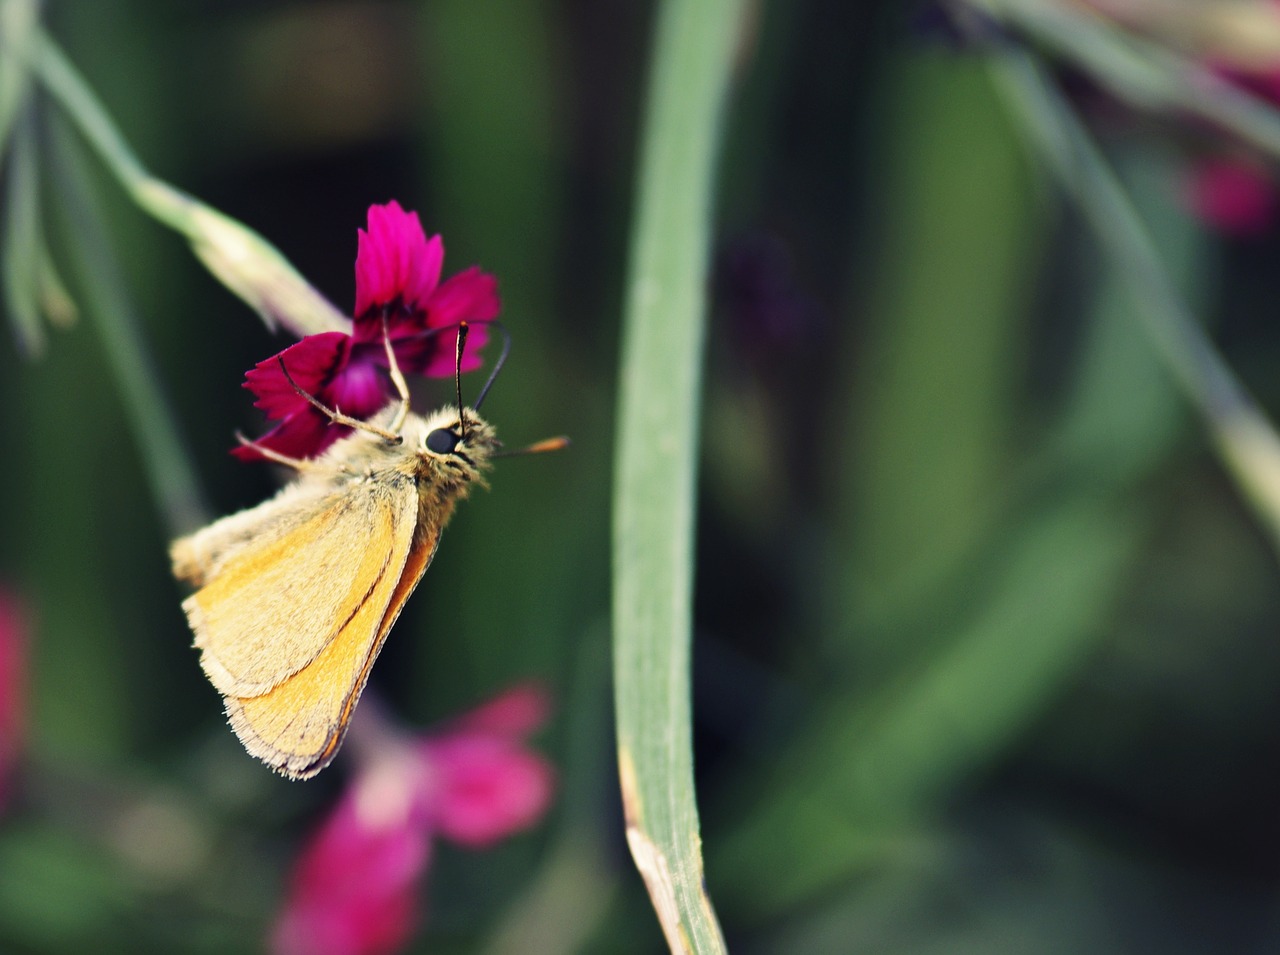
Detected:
left=612, top=0, right=743, bottom=950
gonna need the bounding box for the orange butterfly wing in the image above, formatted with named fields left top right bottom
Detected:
left=183, top=493, right=395, bottom=698
left=227, top=516, right=441, bottom=779
left=186, top=478, right=438, bottom=779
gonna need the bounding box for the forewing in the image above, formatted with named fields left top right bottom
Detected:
left=225, top=498, right=439, bottom=779
left=183, top=486, right=408, bottom=698
left=172, top=483, right=333, bottom=587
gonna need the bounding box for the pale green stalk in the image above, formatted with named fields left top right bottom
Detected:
left=0, top=0, right=70, bottom=354
left=3, top=109, right=42, bottom=352
left=1, top=106, right=75, bottom=354
left=0, top=0, right=37, bottom=156
left=974, top=0, right=1280, bottom=158
left=612, top=0, right=743, bottom=950
left=52, top=122, right=207, bottom=536
left=991, top=48, right=1280, bottom=549
left=23, top=28, right=347, bottom=337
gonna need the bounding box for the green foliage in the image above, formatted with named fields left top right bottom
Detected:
left=612, top=0, right=742, bottom=949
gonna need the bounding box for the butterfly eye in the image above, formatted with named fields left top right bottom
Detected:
left=425, top=428, right=461, bottom=455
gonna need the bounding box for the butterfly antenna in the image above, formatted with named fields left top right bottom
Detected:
left=471, top=320, right=511, bottom=412
left=438, top=319, right=564, bottom=460
left=493, top=435, right=571, bottom=458
left=454, top=321, right=469, bottom=442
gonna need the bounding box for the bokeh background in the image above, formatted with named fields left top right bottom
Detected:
left=5, top=0, right=1280, bottom=952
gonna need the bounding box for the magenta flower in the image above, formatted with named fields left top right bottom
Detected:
left=0, top=591, right=26, bottom=813
left=269, top=685, right=555, bottom=955
left=1181, top=57, right=1280, bottom=236
left=234, top=201, right=499, bottom=461
left=1183, top=36, right=1280, bottom=235
left=1184, top=156, right=1277, bottom=236
left=270, top=757, right=434, bottom=955
left=421, top=683, right=555, bottom=848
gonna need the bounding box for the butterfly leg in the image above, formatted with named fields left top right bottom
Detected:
left=276, top=358, right=402, bottom=444
left=233, top=432, right=327, bottom=471
left=381, top=310, right=411, bottom=435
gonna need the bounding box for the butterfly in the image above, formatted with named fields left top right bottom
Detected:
left=171, top=321, right=562, bottom=778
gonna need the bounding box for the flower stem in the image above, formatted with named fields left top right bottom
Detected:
left=26, top=28, right=348, bottom=338
left=0, top=0, right=38, bottom=161
left=3, top=108, right=43, bottom=354
left=974, top=0, right=1280, bottom=158
left=989, top=46, right=1280, bottom=549
left=51, top=120, right=209, bottom=536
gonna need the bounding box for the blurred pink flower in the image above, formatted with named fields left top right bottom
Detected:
left=1186, top=19, right=1280, bottom=236
left=269, top=685, right=555, bottom=955
left=1182, top=46, right=1280, bottom=235
left=1184, top=156, right=1277, bottom=236
left=422, top=684, right=556, bottom=848
left=1076, top=0, right=1280, bottom=235
left=0, top=592, right=26, bottom=813
left=235, top=201, right=499, bottom=462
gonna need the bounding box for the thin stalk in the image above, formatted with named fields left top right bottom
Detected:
left=3, top=107, right=42, bottom=353
left=990, top=47, right=1280, bottom=548
left=52, top=121, right=208, bottom=536
left=975, top=0, right=1280, bottom=159
left=0, top=0, right=38, bottom=160
left=26, top=28, right=347, bottom=338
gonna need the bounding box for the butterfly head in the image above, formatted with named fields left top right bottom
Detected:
left=411, top=405, right=498, bottom=485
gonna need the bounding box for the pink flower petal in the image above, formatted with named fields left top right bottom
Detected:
left=419, top=684, right=554, bottom=846
left=270, top=759, right=435, bottom=955
left=232, top=407, right=343, bottom=462
left=354, top=202, right=443, bottom=319
left=425, top=268, right=500, bottom=328
left=244, top=332, right=352, bottom=419
left=393, top=323, right=489, bottom=379
left=381, top=269, right=498, bottom=378
left=1185, top=157, right=1277, bottom=236
left=273, top=885, right=416, bottom=955
left=412, top=269, right=500, bottom=375
left=269, top=686, right=555, bottom=955
left=454, top=682, right=552, bottom=737
left=328, top=346, right=396, bottom=418
left=422, top=735, right=555, bottom=848
left=0, top=592, right=26, bottom=813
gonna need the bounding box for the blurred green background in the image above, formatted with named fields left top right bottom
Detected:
left=5, top=0, right=1280, bottom=952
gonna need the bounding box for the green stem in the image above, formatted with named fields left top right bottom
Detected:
left=27, top=28, right=347, bottom=338
left=0, top=0, right=38, bottom=161
left=612, top=0, right=742, bottom=950
left=976, top=0, right=1280, bottom=158
left=990, top=48, right=1280, bottom=549
left=3, top=107, right=42, bottom=354
left=52, top=120, right=209, bottom=536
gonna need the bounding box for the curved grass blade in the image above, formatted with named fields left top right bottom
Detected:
left=612, top=0, right=743, bottom=950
